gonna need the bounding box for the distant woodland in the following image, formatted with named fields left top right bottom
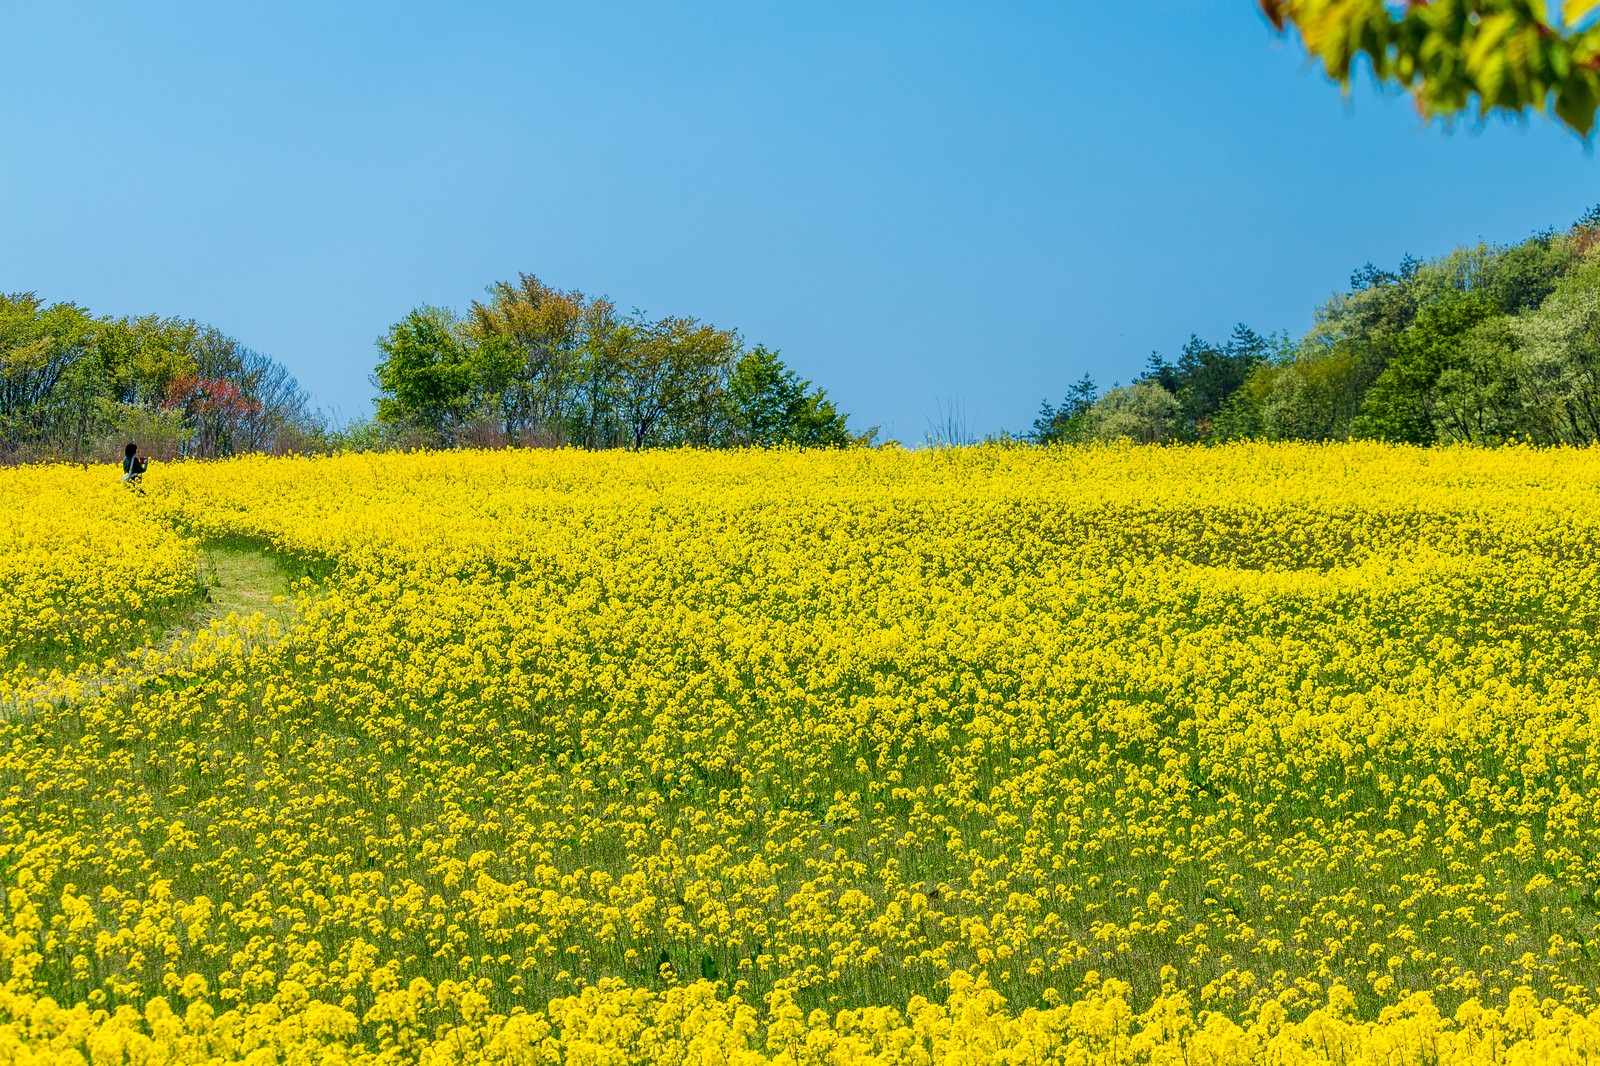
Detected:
left=13, top=208, right=1600, bottom=464
left=0, top=295, right=319, bottom=463
left=1033, top=208, right=1600, bottom=447
left=0, top=275, right=868, bottom=464
left=368, top=275, right=868, bottom=451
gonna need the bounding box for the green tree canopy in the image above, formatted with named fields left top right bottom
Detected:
left=1262, top=0, right=1600, bottom=134
left=373, top=275, right=867, bottom=452
left=1, top=293, right=317, bottom=462
left=1089, top=380, right=1180, bottom=444
left=1031, top=374, right=1100, bottom=445
left=722, top=346, right=855, bottom=447
left=1351, top=290, right=1499, bottom=443
left=465, top=275, right=587, bottom=441
left=373, top=306, right=474, bottom=443
left=1026, top=209, right=1600, bottom=448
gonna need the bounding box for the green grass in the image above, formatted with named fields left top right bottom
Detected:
left=193, top=543, right=300, bottom=633
left=3, top=541, right=316, bottom=717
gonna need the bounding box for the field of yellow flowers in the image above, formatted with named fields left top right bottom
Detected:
left=1, top=465, right=198, bottom=699
left=8, top=442, right=1600, bottom=1063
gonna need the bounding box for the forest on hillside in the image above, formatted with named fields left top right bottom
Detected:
left=1034, top=207, right=1600, bottom=447
left=368, top=275, right=870, bottom=451
left=16, top=207, right=1600, bottom=463
left=0, top=275, right=868, bottom=464
left=0, top=294, right=320, bottom=463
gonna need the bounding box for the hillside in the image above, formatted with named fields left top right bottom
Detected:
left=5, top=446, right=1600, bottom=1061
left=1038, top=211, right=1600, bottom=448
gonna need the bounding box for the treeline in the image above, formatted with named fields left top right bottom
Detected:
left=0, top=274, right=870, bottom=464
left=1035, top=208, right=1600, bottom=446
left=0, top=293, right=319, bottom=463
left=366, top=274, right=871, bottom=449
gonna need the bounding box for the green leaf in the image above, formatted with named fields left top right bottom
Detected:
left=1553, top=73, right=1600, bottom=133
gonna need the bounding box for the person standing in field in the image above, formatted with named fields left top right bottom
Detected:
left=121, top=442, right=148, bottom=492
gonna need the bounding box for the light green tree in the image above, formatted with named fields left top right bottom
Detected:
left=614, top=315, right=741, bottom=450
left=466, top=275, right=587, bottom=443
left=1510, top=258, right=1600, bottom=442
left=1430, top=317, right=1524, bottom=443
left=1088, top=380, right=1180, bottom=443
left=0, top=293, right=99, bottom=458
left=1263, top=0, right=1600, bottom=134
left=721, top=346, right=855, bottom=447
left=373, top=306, right=474, bottom=444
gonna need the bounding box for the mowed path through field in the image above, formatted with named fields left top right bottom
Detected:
left=193, top=541, right=300, bottom=630
left=3, top=540, right=309, bottom=717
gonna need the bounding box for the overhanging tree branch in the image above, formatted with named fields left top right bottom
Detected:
left=1262, top=0, right=1600, bottom=134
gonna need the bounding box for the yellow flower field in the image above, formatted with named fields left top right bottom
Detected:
left=6, top=442, right=1600, bottom=1063
left=0, top=467, right=198, bottom=702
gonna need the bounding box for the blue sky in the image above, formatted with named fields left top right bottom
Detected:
left=3, top=3, right=1597, bottom=442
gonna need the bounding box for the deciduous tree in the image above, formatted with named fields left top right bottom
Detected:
left=1262, top=0, right=1600, bottom=134
left=721, top=345, right=854, bottom=447
left=373, top=306, right=474, bottom=444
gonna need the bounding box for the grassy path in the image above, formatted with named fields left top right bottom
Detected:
left=194, top=542, right=300, bottom=632
left=2, top=541, right=312, bottom=717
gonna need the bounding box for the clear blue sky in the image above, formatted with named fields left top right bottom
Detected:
left=3, top=3, right=1596, bottom=442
